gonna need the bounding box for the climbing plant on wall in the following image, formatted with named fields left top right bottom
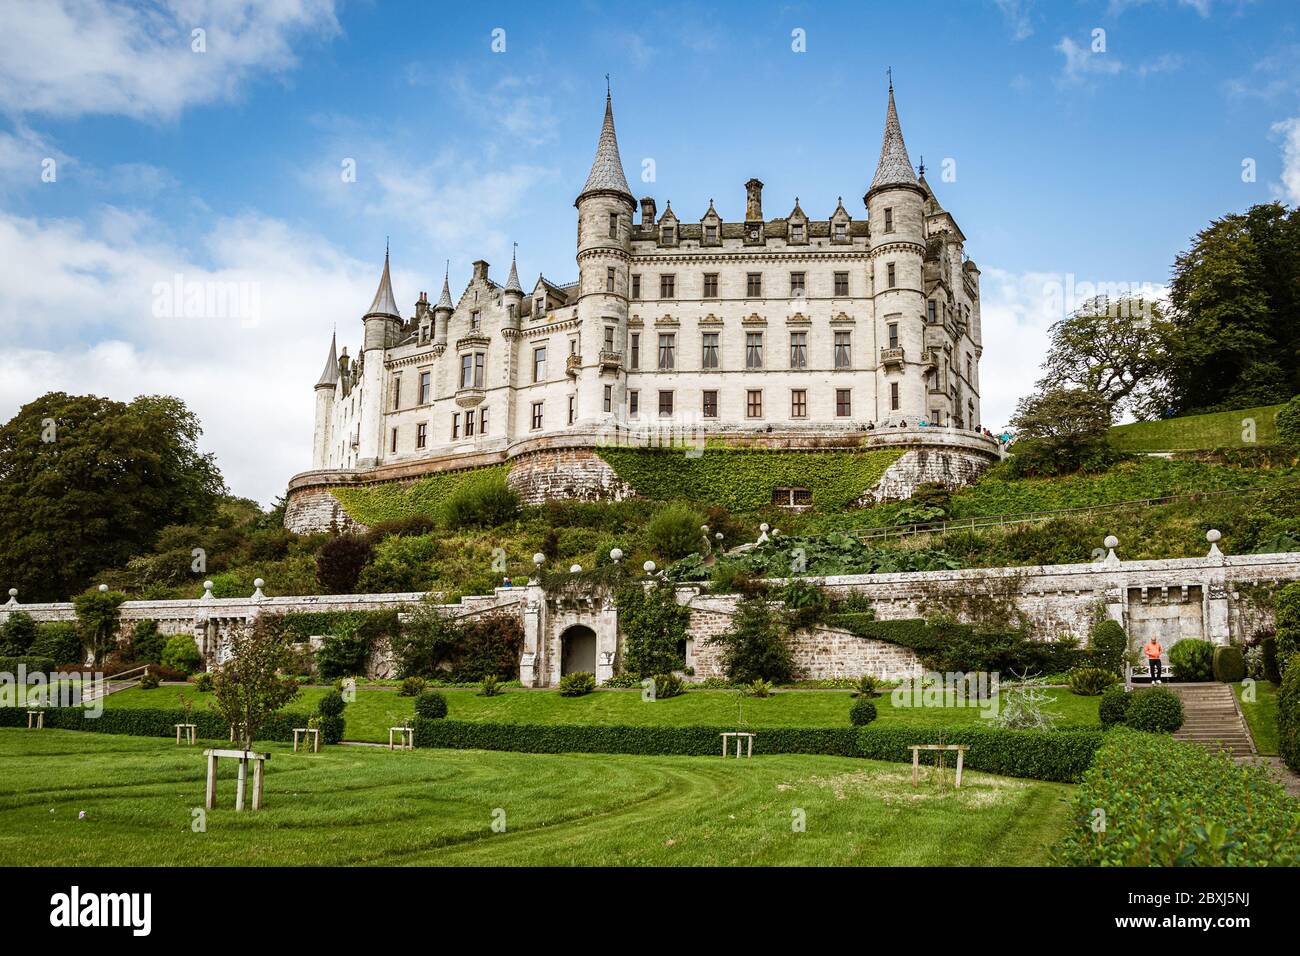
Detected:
left=332, top=466, right=509, bottom=525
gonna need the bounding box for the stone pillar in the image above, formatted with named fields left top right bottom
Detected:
left=519, top=587, right=543, bottom=687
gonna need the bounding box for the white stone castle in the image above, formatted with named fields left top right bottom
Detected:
left=292, top=85, right=990, bottom=528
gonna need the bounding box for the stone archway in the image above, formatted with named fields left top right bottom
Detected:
left=560, top=624, right=598, bottom=676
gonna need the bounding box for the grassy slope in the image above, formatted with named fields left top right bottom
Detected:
left=103, top=685, right=1101, bottom=743
left=0, top=728, right=1072, bottom=866
left=1109, top=405, right=1281, bottom=452
left=1233, top=680, right=1279, bottom=756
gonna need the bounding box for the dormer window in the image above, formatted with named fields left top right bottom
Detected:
left=704, top=224, right=717, bottom=243
left=834, top=221, right=847, bottom=241
left=791, top=223, right=805, bottom=242
left=470, top=310, right=480, bottom=329
left=661, top=225, right=675, bottom=244
left=535, top=297, right=544, bottom=318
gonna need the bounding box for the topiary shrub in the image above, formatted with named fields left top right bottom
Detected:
left=559, top=671, right=596, bottom=697
left=0, top=611, right=37, bottom=656
left=138, top=671, right=160, bottom=690
left=1099, top=683, right=1131, bottom=728
left=644, top=502, right=706, bottom=561
left=849, top=697, right=878, bottom=726
left=1168, top=638, right=1214, bottom=682
left=414, top=689, right=448, bottom=719
left=128, top=620, right=165, bottom=664
left=398, top=676, right=426, bottom=697
left=160, top=635, right=203, bottom=676
left=1069, top=666, right=1116, bottom=696
left=315, top=689, right=346, bottom=743
left=1212, top=645, right=1246, bottom=683
left=1087, top=619, right=1128, bottom=675
left=1279, top=653, right=1300, bottom=772
left=649, top=672, right=684, bottom=699
left=1124, top=687, right=1184, bottom=733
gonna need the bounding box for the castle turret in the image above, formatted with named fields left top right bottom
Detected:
left=433, top=262, right=453, bottom=346
left=574, top=89, right=635, bottom=424
left=865, top=83, right=929, bottom=425
left=356, top=249, right=402, bottom=466
left=503, top=244, right=524, bottom=323
left=362, top=246, right=402, bottom=351
left=312, top=332, right=339, bottom=469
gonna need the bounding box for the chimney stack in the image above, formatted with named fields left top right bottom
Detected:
left=472, top=260, right=489, bottom=282
left=640, top=197, right=657, bottom=225
left=745, top=178, right=764, bottom=221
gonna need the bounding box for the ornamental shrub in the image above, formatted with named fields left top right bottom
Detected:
left=1212, top=645, right=1246, bottom=683
left=1068, top=666, right=1116, bottom=696
left=1124, top=687, right=1184, bottom=733
left=853, top=674, right=880, bottom=698
left=742, top=678, right=774, bottom=698
left=128, top=620, right=166, bottom=664
left=398, top=676, right=426, bottom=697
left=644, top=502, right=705, bottom=561
left=317, top=689, right=346, bottom=717
left=160, top=635, right=203, bottom=676
left=1087, top=619, right=1128, bottom=675
left=191, top=671, right=214, bottom=692
left=0, top=612, right=37, bottom=656
left=479, top=674, right=502, bottom=697
left=559, top=671, right=596, bottom=697
left=315, top=533, right=374, bottom=594
left=616, top=580, right=688, bottom=677
left=1168, top=638, right=1214, bottom=682
left=849, top=697, right=877, bottom=726
left=440, top=472, right=520, bottom=529
left=1279, top=653, right=1300, bottom=772
left=649, top=672, right=684, bottom=699
left=138, top=671, right=160, bottom=690
left=709, top=594, right=793, bottom=684
left=315, top=689, right=346, bottom=743
left=414, top=689, right=448, bottom=719
left=1098, top=684, right=1131, bottom=728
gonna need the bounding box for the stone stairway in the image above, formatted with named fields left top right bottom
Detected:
left=1167, top=683, right=1255, bottom=757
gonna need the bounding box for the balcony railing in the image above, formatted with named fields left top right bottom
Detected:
left=879, top=347, right=905, bottom=368
left=565, top=354, right=583, bottom=376
left=598, top=350, right=623, bottom=371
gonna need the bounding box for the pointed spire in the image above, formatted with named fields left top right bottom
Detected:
left=365, top=247, right=400, bottom=318
left=435, top=260, right=453, bottom=311
left=315, top=331, right=339, bottom=387
left=577, top=88, right=633, bottom=203
left=869, top=83, right=918, bottom=194
left=504, top=242, right=523, bottom=294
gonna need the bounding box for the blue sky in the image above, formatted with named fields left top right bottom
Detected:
left=1, top=0, right=1298, bottom=504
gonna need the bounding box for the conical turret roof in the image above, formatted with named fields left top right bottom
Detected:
left=316, top=332, right=339, bottom=387
left=365, top=248, right=401, bottom=318
left=869, top=85, right=918, bottom=194
left=435, top=262, right=454, bottom=311
left=577, top=92, right=633, bottom=203
left=504, top=245, right=523, bottom=294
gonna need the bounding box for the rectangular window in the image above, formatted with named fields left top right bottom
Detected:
left=658, top=333, right=675, bottom=370
left=535, top=297, right=545, bottom=318
left=704, top=224, right=717, bottom=243
left=660, top=274, right=675, bottom=298
left=531, top=402, right=543, bottom=430
left=479, top=407, right=489, bottom=434
left=887, top=263, right=897, bottom=288
left=746, top=389, right=763, bottom=418
left=533, top=346, right=546, bottom=383
left=630, top=333, right=640, bottom=369
left=606, top=267, right=615, bottom=293
left=834, top=272, right=849, bottom=296
left=703, top=273, right=718, bottom=298
left=746, top=273, right=762, bottom=297
left=475, top=352, right=485, bottom=387
left=416, top=422, right=427, bottom=448
left=834, top=331, right=851, bottom=368
left=461, top=353, right=473, bottom=388
left=390, top=427, right=398, bottom=452
left=834, top=221, right=847, bottom=241
left=452, top=413, right=460, bottom=439
left=658, top=391, right=674, bottom=416
left=702, top=390, right=718, bottom=418
left=927, top=300, right=937, bottom=324
left=391, top=375, right=401, bottom=410
left=419, top=371, right=431, bottom=404
left=746, top=332, right=763, bottom=369
left=888, top=323, right=899, bottom=349
left=603, top=384, right=612, bottom=413
left=701, top=332, right=719, bottom=369
left=567, top=395, right=575, bottom=425
left=789, top=332, right=807, bottom=369
left=631, top=275, right=641, bottom=299
left=836, top=389, right=852, bottom=417
left=608, top=212, right=619, bottom=238
left=470, top=310, right=481, bottom=329
left=465, top=410, right=475, bottom=437
left=790, top=272, right=805, bottom=297
left=628, top=390, right=639, bottom=417
left=890, top=382, right=900, bottom=411
left=884, top=207, right=894, bottom=233
left=661, top=225, right=675, bottom=244
left=791, top=389, right=807, bottom=418
left=791, top=222, right=805, bottom=242
left=604, top=326, right=615, bottom=352
left=966, top=355, right=973, bottom=382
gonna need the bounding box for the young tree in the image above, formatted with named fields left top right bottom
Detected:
left=1007, top=387, right=1115, bottom=475
left=72, top=588, right=126, bottom=665
left=210, top=614, right=300, bottom=750
left=709, top=594, right=793, bottom=684
left=314, top=533, right=373, bottom=594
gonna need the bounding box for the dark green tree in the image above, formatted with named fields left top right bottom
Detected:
left=709, top=594, right=793, bottom=684
left=1007, top=387, right=1115, bottom=476
left=0, top=393, right=224, bottom=601
left=617, top=580, right=689, bottom=677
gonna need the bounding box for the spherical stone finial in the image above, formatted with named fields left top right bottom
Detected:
left=610, top=548, right=624, bottom=563
left=7, top=588, right=15, bottom=597
left=254, top=578, right=265, bottom=588
left=715, top=532, right=723, bottom=541
left=532, top=552, right=545, bottom=567
left=760, top=523, right=770, bottom=533
left=569, top=564, right=582, bottom=574
left=1103, top=536, right=1118, bottom=550
left=643, top=561, right=656, bottom=574
left=97, top=584, right=108, bottom=592
left=203, top=580, right=213, bottom=590
left=1207, top=529, right=1222, bottom=544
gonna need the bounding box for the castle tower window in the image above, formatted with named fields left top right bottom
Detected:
left=836, top=389, right=852, bottom=417
left=470, top=310, right=481, bottom=329
left=609, top=212, right=619, bottom=238
left=702, top=390, right=718, bottom=418
left=703, top=272, right=718, bottom=298
left=390, top=427, right=398, bottom=453
left=887, top=263, right=897, bottom=288
left=789, top=332, right=807, bottom=368
left=603, top=385, right=613, bottom=413
left=746, top=273, right=762, bottom=297
left=465, top=410, right=476, bottom=436
left=746, top=389, right=763, bottom=418
left=701, top=332, right=719, bottom=369
left=660, top=274, right=675, bottom=298
left=630, top=333, right=640, bottom=369
left=887, top=323, right=899, bottom=349
left=391, top=374, right=402, bottom=410
left=568, top=395, right=575, bottom=425
left=658, top=333, right=675, bottom=370
left=604, top=326, right=615, bottom=352
left=606, top=267, right=615, bottom=292
left=530, top=402, right=543, bottom=430
left=966, top=355, right=973, bottom=382
left=658, top=391, right=674, bottom=417
left=533, top=346, right=547, bottom=383
left=480, top=407, right=489, bottom=434
left=791, top=389, right=807, bottom=418
left=746, top=332, right=764, bottom=369
left=834, top=272, right=849, bottom=296
left=927, top=300, right=937, bottom=324
left=535, top=297, right=545, bottom=317
left=884, top=207, right=894, bottom=233
left=416, top=422, right=427, bottom=448
left=890, top=382, right=900, bottom=411
left=419, top=371, right=431, bottom=404
left=790, top=272, right=805, bottom=297
left=834, top=330, right=851, bottom=366
left=628, top=390, right=639, bottom=418
left=452, top=413, right=461, bottom=439
left=461, top=352, right=486, bottom=388
left=632, top=275, right=641, bottom=299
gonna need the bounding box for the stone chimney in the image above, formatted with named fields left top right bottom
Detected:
left=640, top=197, right=657, bottom=225
left=472, top=260, right=489, bottom=282
left=744, top=178, right=764, bottom=221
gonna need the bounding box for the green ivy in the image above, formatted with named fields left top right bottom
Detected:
left=596, top=447, right=903, bottom=512
left=333, top=466, right=509, bottom=525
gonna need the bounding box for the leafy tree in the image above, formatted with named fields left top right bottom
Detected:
left=29, top=622, right=82, bottom=665
left=0, top=611, right=37, bottom=656
left=0, top=392, right=225, bottom=601
left=1274, top=582, right=1300, bottom=675
left=209, top=614, right=300, bottom=750
left=315, top=533, right=373, bottom=594
left=72, top=588, right=125, bottom=666
left=160, top=634, right=204, bottom=675
left=128, top=620, right=166, bottom=664
left=617, top=580, right=688, bottom=677
left=1007, top=387, right=1115, bottom=476
left=1089, top=619, right=1129, bottom=675
left=709, top=594, right=793, bottom=684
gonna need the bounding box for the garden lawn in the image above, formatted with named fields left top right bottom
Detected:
left=0, top=728, right=1073, bottom=866
left=103, top=685, right=1101, bottom=743
left=1108, top=404, right=1281, bottom=452
left=1233, top=680, right=1279, bottom=756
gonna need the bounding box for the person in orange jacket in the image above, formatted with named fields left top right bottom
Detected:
left=1143, top=638, right=1165, bottom=684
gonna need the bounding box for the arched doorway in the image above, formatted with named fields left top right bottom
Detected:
left=560, top=624, right=598, bottom=676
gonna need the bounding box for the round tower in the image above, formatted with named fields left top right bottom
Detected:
left=433, top=262, right=453, bottom=346
left=574, top=89, right=635, bottom=425
left=865, top=83, right=928, bottom=425
left=503, top=244, right=524, bottom=325
left=312, top=331, right=339, bottom=469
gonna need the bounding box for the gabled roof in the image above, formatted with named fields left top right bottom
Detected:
left=869, top=85, right=919, bottom=194
left=315, top=332, right=339, bottom=387
left=365, top=249, right=401, bottom=318
left=577, top=92, right=633, bottom=203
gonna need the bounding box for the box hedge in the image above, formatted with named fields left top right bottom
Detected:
left=1280, top=652, right=1300, bottom=773
left=0, top=655, right=57, bottom=676
left=1212, top=645, right=1246, bottom=683
left=0, top=705, right=334, bottom=743
left=856, top=725, right=1105, bottom=783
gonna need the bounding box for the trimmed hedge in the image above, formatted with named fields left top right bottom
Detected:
left=1125, top=686, right=1184, bottom=733
left=1280, top=652, right=1300, bottom=773
left=0, top=705, right=325, bottom=743
left=412, top=719, right=861, bottom=756
left=1169, top=638, right=1214, bottom=682
left=0, top=655, right=57, bottom=675
left=856, top=725, right=1105, bottom=783
left=1212, top=645, right=1246, bottom=683
left=1054, top=728, right=1300, bottom=866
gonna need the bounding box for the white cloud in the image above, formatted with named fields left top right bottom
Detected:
left=1271, top=117, right=1300, bottom=205
left=1107, top=0, right=1217, bottom=15
left=0, top=207, right=384, bottom=506
left=994, top=0, right=1035, bottom=40
left=0, top=0, right=340, bottom=120
left=1055, top=37, right=1125, bottom=85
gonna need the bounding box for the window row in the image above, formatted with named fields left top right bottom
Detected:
left=628, top=388, right=857, bottom=420
left=632, top=270, right=866, bottom=300
left=629, top=331, right=854, bottom=371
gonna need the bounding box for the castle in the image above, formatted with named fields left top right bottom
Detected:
left=287, top=85, right=995, bottom=532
